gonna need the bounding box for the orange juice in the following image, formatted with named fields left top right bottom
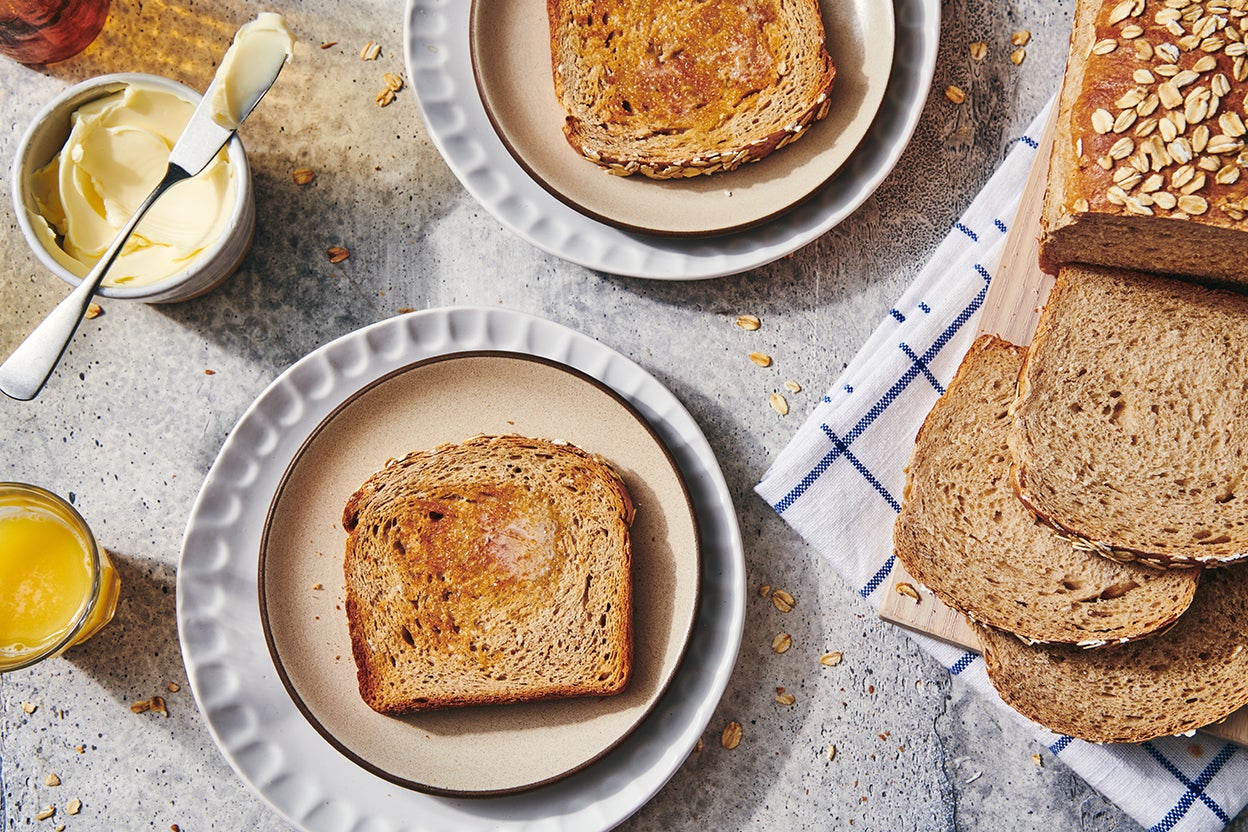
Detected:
left=0, top=483, right=118, bottom=671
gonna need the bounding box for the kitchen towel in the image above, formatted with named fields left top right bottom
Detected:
left=755, top=100, right=1248, bottom=832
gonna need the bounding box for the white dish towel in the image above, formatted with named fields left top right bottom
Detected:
left=755, top=101, right=1248, bottom=832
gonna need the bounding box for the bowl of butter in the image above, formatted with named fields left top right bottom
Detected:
left=12, top=72, right=254, bottom=303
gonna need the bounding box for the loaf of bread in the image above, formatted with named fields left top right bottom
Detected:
left=1039, top=0, right=1248, bottom=283
left=341, top=435, right=635, bottom=714
left=895, top=335, right=1199, bottom=646
left=546, top=0, right=836, bottom=179
left=1010, top=266, right=1248, bottom=568
left=979, top=565, right=1248, bottom=744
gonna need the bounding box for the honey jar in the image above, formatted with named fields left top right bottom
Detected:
left=0, top=482, right=119, bottom=671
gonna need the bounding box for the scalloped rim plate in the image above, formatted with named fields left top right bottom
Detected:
left=405, top=0, right=939, bottom=277
left=257, top=351, right=700, bottom=796
left=177, top=307, right=745, bottom=832
left=470, top=0, right=894, bottom=236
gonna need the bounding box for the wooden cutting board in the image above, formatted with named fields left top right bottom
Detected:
left=876, top=112, right=1248, bottom=748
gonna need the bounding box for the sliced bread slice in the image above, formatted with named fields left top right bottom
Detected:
left=979, top=565, right=1248, bottom=744
left=894, top=335, right=1199, bottom=646
left=547, top=0, right=836, bottom=179
left=1011, top=266, right=1248, bottom=568
left=342, top=434, right=635, bottom=714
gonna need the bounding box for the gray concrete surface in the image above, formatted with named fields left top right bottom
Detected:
left=1, top=0, right=1243, bottom=830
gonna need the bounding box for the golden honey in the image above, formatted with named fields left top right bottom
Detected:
left=0, top=483, right=118, bottom=671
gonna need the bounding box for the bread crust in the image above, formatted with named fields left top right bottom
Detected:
left=979, top=566, right=1248, bottom=744
left=342, top=435, right=635, bottom=714
left=547, top=0, right=836, bottom=178
left=1039, top=0, right=1248, bottom=284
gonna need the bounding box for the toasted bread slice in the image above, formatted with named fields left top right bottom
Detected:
left=979, top=566, right=1248, bottom=744
left=342, top=435, right=635, bottom=714
left=547, top=0, right=836, bottom=179
left=895, top=335, right=1199, bottom=646
left=1010, top=266, right=1248, bottom=568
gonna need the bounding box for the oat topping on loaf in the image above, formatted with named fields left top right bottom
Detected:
left=547, top=0, right=836, bottom=178
left=1041, top=0, right=1248, bottom=281
left=341, top=435, right=635, bottom=714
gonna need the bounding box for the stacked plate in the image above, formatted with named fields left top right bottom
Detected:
left=407, top=0, right=940, bottom=278
left=177, top=307, right=746, bottom=831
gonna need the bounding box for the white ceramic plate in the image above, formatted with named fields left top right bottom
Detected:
left=178, top=307, right=746, bottom=832
left=471, top=0, right=894, bottom=236
left=405, top=0, right=939, bottom=278
left=258, top=352, right=700, bottom=796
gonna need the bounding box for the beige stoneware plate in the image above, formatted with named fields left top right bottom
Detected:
left=470, top=0, right=894, bottom=236
left=259, top=352, right=700, bottom=796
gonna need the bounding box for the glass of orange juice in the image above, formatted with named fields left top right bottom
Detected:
left=0, top=482, right=119, bottom=672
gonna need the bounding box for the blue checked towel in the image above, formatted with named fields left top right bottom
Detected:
left=755, top=102, right=1248, bottom=832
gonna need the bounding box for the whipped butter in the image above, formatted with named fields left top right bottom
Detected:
left=207, top=13, right=295, bottom=129
left=29, top=83, right=236, bottom=287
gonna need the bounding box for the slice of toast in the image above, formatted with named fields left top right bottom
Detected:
left=1010, top=266, right=1248, bottom=568
left=894, top=335, right=1199, bottom=646
left=342, top=435, right=635, bottom=714
left=547, top=0, right=836, bottom=179
left=979, top=565, right=1248, bottom=744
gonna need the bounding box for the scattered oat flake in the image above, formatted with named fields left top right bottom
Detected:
left=312, top=582, right=324, bottom=590
left=820, top=651, right=843, bottom=667
left=784, top=380, right=802, bottom=393
left=749, top=351, right=772, bottom=367
left=694, top=738, right=704, bottom=753
left=44, top=773, right=60, bottom=787
left=772, top=588, right=795, bottom=612
left=945, top=85, right=967, bottom=104
left=896, top=582, right=921, bottom=602
left=204, top=369, right=216, bottom=375
left=74, top=745, right=85, bottom=754
left=292, top=167, right=316, bottom=185
left=320, top=41, right=337, bottom=49
left=969, top=41, right=988, bottom=61
left=21, top=701, right=36, bottom=714
left=84, top=303, right=102, bottom=319
left=1031, top=753, right=1043, bottom=767
left=758, top=584, right=771, bottom=597
left=827, top=743, right=837, bottom=761
left=771, top=632, right=793, bottom=653
left=149, top=696, right=168, bottom=717
left=360, top=40, right=380, bottom=60
left=328, top=246, right=350, bottom=263
left=130, top=699, right=151, bottom=714
left=375, top=87, right=396, bottom=107
left=384, top=72, right=404, bottom=92
left=36, top=805, right=54, bottom=821
left=1011, top=30, right=1031, bottom=46
left=769, top=392, right=790, bottom=416
left=735, top=314, right=761, bottom=331
left=1010, top=48, right=1027, bottom=65
left=775, top=691, right=796, bottom=706
left=721, top=721, right=743, bottom=749
left=66, top=799, right=80, bottom=815
left=397, top=307, right=416, bottom=314
left=166, top=682, right=181, bottom=693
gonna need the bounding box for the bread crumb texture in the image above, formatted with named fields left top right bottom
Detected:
left=341, top=435, right=635, bottom=713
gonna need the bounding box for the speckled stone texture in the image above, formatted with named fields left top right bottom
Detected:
left=1, top=0, right=1243, bottom=831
